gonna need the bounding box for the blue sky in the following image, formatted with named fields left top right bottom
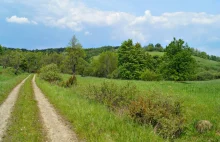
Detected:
left=0, top=0, right=220, bottom=55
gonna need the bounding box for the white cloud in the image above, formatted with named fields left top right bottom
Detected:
left=84, top=31, right=92, bottom=36
left=3, top=0, right=220, bottom=46
left=6, top=15, right=37, bottom=24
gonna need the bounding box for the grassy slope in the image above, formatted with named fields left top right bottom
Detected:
left=0, top=67, right=28, bottom=104
left=147, top=52, right=220, bottom=73
left=3, top=75, right=46, bottom=142
left=36, top=76, right=163, bottom=142
left=37, top=74, right=220, bottom=141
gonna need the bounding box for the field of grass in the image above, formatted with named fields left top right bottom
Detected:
left=0, top=67, right=28, bottom=104
left=37, top=74, right=220, bottom=141
left=36, top=76, right=163, bottom=142
left=3, top=75, right=46, bottom=142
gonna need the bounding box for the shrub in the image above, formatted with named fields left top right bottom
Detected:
left=140, top=69, right=162, bottom=81
left=61, top=75, right=77, bottom=87
left=129, top=93, right=185, bottom=139
left=214, top=72, right=220, bottom=79
left=196, top=71, right=215, bottom=80
left=86, top=81, right=138, bottom=110
left=39, top=64, right=62, bottom=82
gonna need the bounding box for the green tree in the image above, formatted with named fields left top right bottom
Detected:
left=0, top=50, right=11, bottom=68
left=118, top=39, right=146, bottom=79
left=161, top=38, right=196, bottom=81
left=11, top=50, right=23, bottom=74
left=91, top=51, right=118, bottom=77
left=145, top=43, right=154, bottom=51
left=155, top=43, right=163, bottom=52
left=65, top=35, right=86, bottom=74
left=0, top=45, right=3, bottom=55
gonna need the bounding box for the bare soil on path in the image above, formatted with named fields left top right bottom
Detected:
left=32, top=75, right=78, bottom=142
left=0, top=75, right=29, bottom=142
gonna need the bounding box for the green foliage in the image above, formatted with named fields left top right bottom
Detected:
left=36, top=76, right=163, bottom=142
left=140, top=69, right=162, bottom=81
left=129, top=94, right=186, bottom=139
left=39, top=64, right=62, bottom=82
left=36, top=74, right=220, bottom=141
left=61, top=75, right=77, bottom=87
left=84, top=46, right=118, bottom=61
left=85, top=51, right=118, bottom=77
left=118, top=40, right=147, bottom=80
left=196, top=71, right=214, bottom=80
left=86, top=81, right=138, bottom=110
left=0, top=45, right=3, bottom=55
left=65, top=35, right=86, bottom=74
left=161, top=38, right=196, bottom=81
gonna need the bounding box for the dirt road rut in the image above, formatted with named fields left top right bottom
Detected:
left=32, top=75, right=78, bottom=142
left=0, top=76, right=29, bottom=142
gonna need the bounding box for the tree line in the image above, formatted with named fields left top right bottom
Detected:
left=0, top=36, right=219, bottom=81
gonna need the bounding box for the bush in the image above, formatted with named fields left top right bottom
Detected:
left=214, top=72, right=220, bottom=79
left=85, top=81, right=138, bottom=110
left=140, top=69, right=162, bottom=81
left=129, top=93, right=185, bottom=139
left=39, top=64, right=62, bottom=82
left=196, top=71, right=215, bottom=80
left=61, top=75, right=77, bottom=87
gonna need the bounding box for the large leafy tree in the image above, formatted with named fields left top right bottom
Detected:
left=161, top=38, right=196, bottom=81
left=65, top=35, right=85, bottom=74
left=118, top=39, right=146, bottom=79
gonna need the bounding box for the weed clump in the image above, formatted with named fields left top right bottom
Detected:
left=61, top=75, right=77, bottom=87
left=195, top=120, right=213, bottom=133
left=129, top=93, right=185, bottom=140
left=86, top=81, right=138, bottom=110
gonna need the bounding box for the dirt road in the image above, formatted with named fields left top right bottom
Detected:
left=32, top=75, right=78, bottom=142
left=0, top=76, right=29, bottom=142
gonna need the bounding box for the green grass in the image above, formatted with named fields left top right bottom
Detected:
left=37, top=75, right=220, bottom=141
left=3, top=75, right=46, bottom=142
left=36, top=76, right=163, bottom=142
left=0, top=67, right=28, bottom=104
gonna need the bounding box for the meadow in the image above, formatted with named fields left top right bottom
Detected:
left=36, top=74, right=220, bottom=141
left=0, top=66, right=28, bottom=104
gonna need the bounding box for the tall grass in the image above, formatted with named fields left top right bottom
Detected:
left=3, top=75, right=46, bottom=142
left=78, top=76, right=220, bottom=141
left=0, top=67, right=28, bottom=104
left=36, top=76, right=163, bottom=142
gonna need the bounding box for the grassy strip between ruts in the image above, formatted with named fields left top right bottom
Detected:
left=0, top=70, right=28, bottom=105
left=36, top=75, right=163, bottom=142
left=3, top=75, right=46, bottom=142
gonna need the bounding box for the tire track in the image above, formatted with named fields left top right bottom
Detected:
left=32, top=75, right=78, bottom=142
left=0, top=75, right=29, bottom=142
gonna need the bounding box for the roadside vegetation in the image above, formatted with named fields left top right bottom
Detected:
left=36, top=76, right=163, bottom=142
left=0, top=66, right=28, bottom=104
left=3, top=75, right=46, bottom=142
left=37, top=74, right=220, bottom=141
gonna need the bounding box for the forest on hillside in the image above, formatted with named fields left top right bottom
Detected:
left=0, top=36, right=220, bottom=81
